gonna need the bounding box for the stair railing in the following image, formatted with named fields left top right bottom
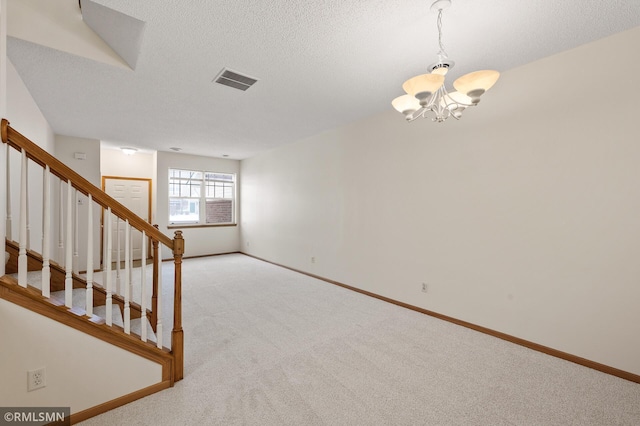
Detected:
left=1, top=118, right=184, bottom=382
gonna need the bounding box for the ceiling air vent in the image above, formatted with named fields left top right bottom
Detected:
left=214, top=68, right=258, bottom=91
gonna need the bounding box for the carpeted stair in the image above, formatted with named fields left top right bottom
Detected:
left=11, top=270, right=156, bottom=343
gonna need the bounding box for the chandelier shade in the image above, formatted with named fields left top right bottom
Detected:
left=392, top=0, right=499, bottom=123
left=402, top=74, right=445, bottom=103
left=392, top=94, right=422, bottom=115
left=453, top=70, right=500, bottom=104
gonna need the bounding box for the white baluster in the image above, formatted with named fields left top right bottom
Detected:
left=73, top=190, right=79, bottom=272
left=140, top=230, right=147, bottom=342
left=41, top=165, right=51, bottom=297
left=102, top=208, right=107, bottom=271
left=129, top=228, right=133, bottom=295
left=124, top=220, right=131, bottom=334
left=58, top=180, right=64, bottom=262
left=17, top=149, right=27, bottom=287
left=116, top=217, right=121, bottom=295
left=156, top=259, right=163, bottom=349
left=6, top=144, right=12, bottom=240
left=105, top=207, right=113, bottom=326
left=65, top=180, right=73, bottom=308
left=25, top=156, right=30, bottom=250
left=86, top=194, right=94, bottom=316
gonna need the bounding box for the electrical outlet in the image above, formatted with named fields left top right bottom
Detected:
left=27, top=368, right=46, bottom=391
left=422, top=283, right=428, bottom=293
left=311, top=257, right=316, bottom=263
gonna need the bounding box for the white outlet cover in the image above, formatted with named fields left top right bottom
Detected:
left=27, top=368, right=46, bottom=391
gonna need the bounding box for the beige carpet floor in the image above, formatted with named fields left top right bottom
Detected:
left=79, top=253, right=640, bottom=425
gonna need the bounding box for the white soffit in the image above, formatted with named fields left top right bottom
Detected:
left=7, top=0, right=128, bottom=69
left=80, top=0, right=145, bottom=70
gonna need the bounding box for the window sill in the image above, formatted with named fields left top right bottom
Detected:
left=167, top=223, right=237, bottom=229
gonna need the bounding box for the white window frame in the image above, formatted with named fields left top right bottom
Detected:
left=169, top=168, right=236, bottom=226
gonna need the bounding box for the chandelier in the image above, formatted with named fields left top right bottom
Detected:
left=392, top=0, right=500, bottom=122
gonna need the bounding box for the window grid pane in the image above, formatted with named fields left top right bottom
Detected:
left=205, top=181, right=234, bottom=199
left=169, top=198, right=200, bottom=223
left=169, top=169, right=236, bottom=224
left=205, top=172, right=233, bottom=182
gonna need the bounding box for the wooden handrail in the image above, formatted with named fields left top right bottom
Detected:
left=1, top=119, right=173, bottom=249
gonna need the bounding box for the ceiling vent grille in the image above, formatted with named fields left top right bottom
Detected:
left=214, top=68, right=258, bottom=91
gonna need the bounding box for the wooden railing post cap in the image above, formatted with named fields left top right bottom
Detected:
left=1, top=118, right=9, bottom=143
left=173, top=230, right=184, bottom=256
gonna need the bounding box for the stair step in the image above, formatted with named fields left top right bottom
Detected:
left=51, top=288, right=156, bottom=342
left=131, top=316, right=157, bottom=343
left=12, top=268, right=153, bottom=310
left=9, top=270, right=43, bottom=290
left=51, top=289, right=125, bottom=328
left=10, top=267, right=159, bottom=345
left=83, top=266, right=154, bottom=307
left=51, top=288, right=86, bottom=310
left=94, top=304, right=125, bottom=328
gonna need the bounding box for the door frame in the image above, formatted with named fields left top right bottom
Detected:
left=100, top=176, right=153, bottom=268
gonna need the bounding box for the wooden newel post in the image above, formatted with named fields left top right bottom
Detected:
left=171, top=230, right=185, bottom=381
left=150, top=225, right=160, bottom=333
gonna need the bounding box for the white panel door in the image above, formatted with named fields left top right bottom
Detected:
left=104, top=178, right=150, bottom=261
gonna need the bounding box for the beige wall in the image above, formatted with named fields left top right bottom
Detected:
left=1, top=0, right=6, bottom=119
left=101, top=148, right=155, bottom=180
left=0, top=299, right=162, bottom=414
left=1, top=1, right=7, bottom=275
left=101, top=149, right=240, bottom=258
left=240, top=27, right=640, bottom=375
left=4, top=59, right=55, bottom=257
left=101, top=147, right=156, bottom=223
left=5, top=60, right=54, bottom=151
left=156, top=151, right=241, bottom=258
left=55, top=135, right=101, bottom=270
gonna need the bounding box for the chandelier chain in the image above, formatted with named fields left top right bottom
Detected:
left=437, top=9, right=448, bottom=59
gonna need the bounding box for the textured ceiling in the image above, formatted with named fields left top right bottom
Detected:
left=79, top=0, right=145, bottom=69
left=6, top=0, right=640, bottom=159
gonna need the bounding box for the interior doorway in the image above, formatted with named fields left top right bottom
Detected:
left=102, top=177, right=152, bottom=264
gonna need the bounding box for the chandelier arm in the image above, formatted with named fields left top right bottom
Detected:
left=406, top=109, right=425, bottom=122
left=431, top=86, right=448, bottom=121
left=424, top=92, right=439, bottom=110
left=441, top=91, right=474, bottom=108
left=435, top=104, right=450, bottom=122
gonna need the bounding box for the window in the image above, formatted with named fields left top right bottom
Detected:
left=169, top=168, right=236, bottom=225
